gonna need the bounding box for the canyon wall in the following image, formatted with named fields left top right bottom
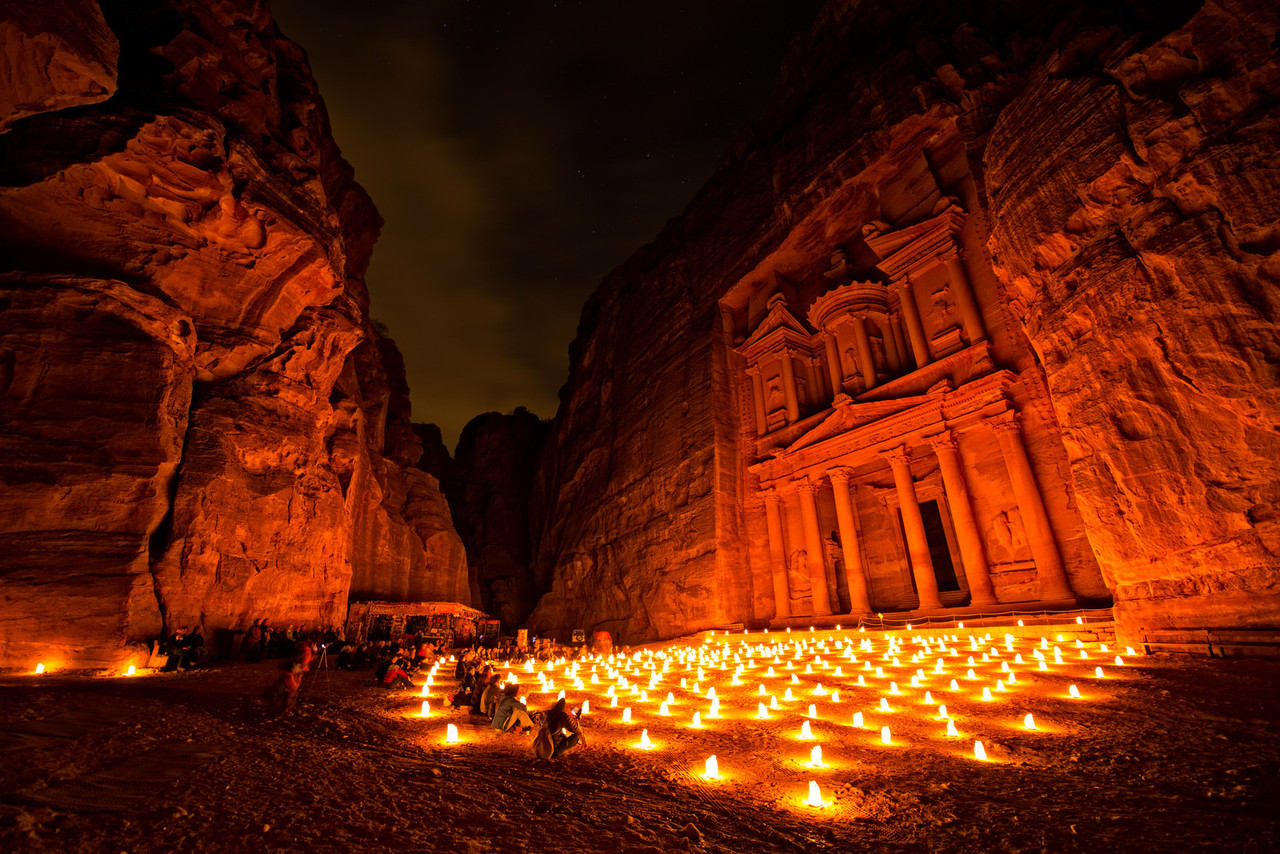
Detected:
left=0, top=0, right=468, bottom=669
left=526, top=0, right=1279, bottom=645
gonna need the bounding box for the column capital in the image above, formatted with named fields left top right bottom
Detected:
left=760, top=486, right=781, bottom=504
left=745, top=363, right=761, bottom=377
left=828, top=466, right=855, bottom=485
left=991, top=411, right=1023, bottom=436
left=779, top=345, right=800, bottom=359
left=926, top=430, right=959, bottom=453
left=883, top=445, right=912, bottom=467
left=795, top=477, right=820, bottom=496
left=892, top=279, right=913, bottom=294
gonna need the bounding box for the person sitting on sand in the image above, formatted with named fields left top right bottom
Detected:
left=381, top=658, right=415, bottom=690
left=479, top=673, right=505, bottom=718
left=545, top=698, right=585, bottom=758
left=491, top=684, right=534, bottom=734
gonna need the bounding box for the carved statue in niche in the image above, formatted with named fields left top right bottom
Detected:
left=842, top=345, right=860, bottom=376
left=787, top=549, right=812, bottom=601
left=766, top=377, right=784, bottom=412
left=929, top=284, right=956, bottom=326
left=986, top=508, right=1027, bottom=564
left=795, top=371, right=807, bottom=404
left=869, top=332, right=887, bottom=378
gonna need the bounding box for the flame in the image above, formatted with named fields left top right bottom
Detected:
left=446, top=723, right=458, bottom=744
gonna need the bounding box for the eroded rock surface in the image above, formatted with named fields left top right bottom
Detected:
left=0, top=0, right=467, bottom=668
left=526, top=0, right=1279, bottom=645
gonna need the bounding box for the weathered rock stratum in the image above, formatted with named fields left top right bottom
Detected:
left=0, top=0, right=468, bottom=668
left=524, top=0, right=1279, bottom=646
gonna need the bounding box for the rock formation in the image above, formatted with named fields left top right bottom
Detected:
left=525, top=0, right=1280, bottom=647
left=0, top=0, right=468, bottom=668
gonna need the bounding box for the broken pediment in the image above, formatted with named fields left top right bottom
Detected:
left=866, top=208, right=967, bottom=282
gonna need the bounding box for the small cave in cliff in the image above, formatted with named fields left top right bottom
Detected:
left=1, top=0, right=1279, bottom=851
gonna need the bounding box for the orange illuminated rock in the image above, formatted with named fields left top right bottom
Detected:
left=0, top=0, right=468, bottom=667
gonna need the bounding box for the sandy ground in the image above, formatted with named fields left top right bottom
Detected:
left=1, top=627, right=1278, bottom=854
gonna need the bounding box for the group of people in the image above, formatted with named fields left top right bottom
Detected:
left=448, top=658, right=584, bottom=759
left=159, top=626, right=206, bottom=671
left=243, top=620, right=345, bottom=663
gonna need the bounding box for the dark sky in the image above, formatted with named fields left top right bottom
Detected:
left=270, top=0, right=822, bottom=449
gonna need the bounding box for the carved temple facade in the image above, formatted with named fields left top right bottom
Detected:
left=719, top=171, right=1109, bottom=623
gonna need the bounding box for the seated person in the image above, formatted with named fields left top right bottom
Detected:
left=381, top=658, right=415, bottom=690
left=490, top=684, right=534, bottom=733
left=545, top=698, right=585, bottom=758
left=479, top=674, right=504, bottom=718
left=182, top=627, right=206, bottom=669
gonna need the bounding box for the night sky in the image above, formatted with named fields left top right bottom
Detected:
left=270, top=1, right=822, bottom=448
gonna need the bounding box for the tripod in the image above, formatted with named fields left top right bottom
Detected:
left=300, top=642, right=331, bottom=702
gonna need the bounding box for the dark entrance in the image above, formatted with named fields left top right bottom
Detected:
left=898, top=499, right=962, bottom=596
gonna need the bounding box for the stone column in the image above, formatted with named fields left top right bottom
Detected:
left=992, top=413, right=1074, bottom=600
left=805, top=356, right=826, bottom=407
left=928, top=430, right=998, bottom=606
left=943, top=251, right=986, bottom=343
left=890, top=316, right=911, bottom=371
left=893, top=281, right=931, bottom=369
left=779, top=349, right=801, bottom=423
left=761, top=488, right=791, bottom=619
left=795, top=478, right=834, bottom=616
left=851, top=313, right=877, bottom=390
left=828, top=468, right=871, bottom=614
left=746, top=364, right=767, bottom=435
left=884, top=445, right=943, bottom=610
left=881, top=319, right=903, bottom=374
left=822, top=332, right=844, bottom=395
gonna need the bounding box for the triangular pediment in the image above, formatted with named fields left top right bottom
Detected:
left=737, top=295, right=814, bottom=360
left=785, top=394, right=930, bottom=453
left=865, top=209, right=966, bottom=282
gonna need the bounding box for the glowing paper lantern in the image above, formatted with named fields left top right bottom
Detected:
left=623, top=707, right=632, bottom=723
left=420, top=683, right=431, bottom=697
left=446, top=724, right=458, bottom=744
left=938, top=704, right=949, bottom=719
left=691, top=711, right=703, bottom=728
left=704, top=755, right=720, bottom=779
left=709, top=698, right=721, bottom=718
left=638, top=729, right=652, bottom=749
left=807, top=780, right=824, bottom=807
left=982, top=687, right=993, bottom=701
left=889, top=682, right=900, bottom=695
left=1069, top=684, right=1081, bottom=698
left=581, top=700, right=590, bottom=715
left=950, top=679, right=960, bottom=691
left=879, top=697, right=890, bottom=712
left=659, top=702, right=670, bottom=716
left=946, top=720, right=959, bottom=737
left=799, top=721, right=814, bottom=740
left=924, top=691, right=934, bottom=704
left=784, top=688, right=795, bottom=702
left=974, top=740, right=987, bottom=761
left=852, top=711, right=864, bottom=728
left=126, top=665, right=136, bottom=677
left=1024, top=713, right=1036, bottom=730
left=610, top=697, right=618, bottom=708
left=34, top=663, right=44, bottom=674
left=1095, top=666, right=1105, bottom=679
left=557, top=689, right=566, bottom=701
left=831, top=690, right=840, bottom=703
left=756, top=703, right=769, bottom=720
left=881, top=726, right=892, bottom=745
left=770, top=695, right=779, bottom=710
left=807, top=704, right=817, bottom=719
left=809, top=745, right=824, bottom=767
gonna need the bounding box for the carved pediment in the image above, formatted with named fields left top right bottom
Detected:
left=866, top=209, right=967, bottom=282
left=737, top=293, right=815, bottom=362
left=785, top=394, right=931, bottom=452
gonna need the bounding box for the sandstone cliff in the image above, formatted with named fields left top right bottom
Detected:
left=526, top=0, right=1279, bottom=645
left=0, top=0, right=468, bottom=668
